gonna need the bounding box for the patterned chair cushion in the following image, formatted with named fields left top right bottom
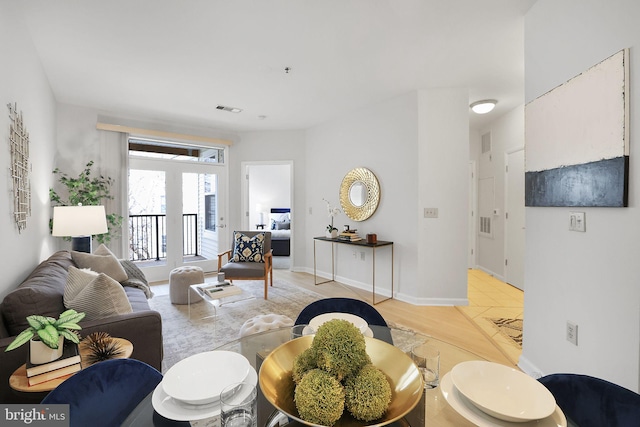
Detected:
left=231, top=232, right=265, bottom=263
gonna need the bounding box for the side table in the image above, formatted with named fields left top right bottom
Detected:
left=9, top=337, right=133, bottom=393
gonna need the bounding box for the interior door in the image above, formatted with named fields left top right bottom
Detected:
left=129, top=158, right=227, bottom=282
left=506, top=149, right=525, bottom=290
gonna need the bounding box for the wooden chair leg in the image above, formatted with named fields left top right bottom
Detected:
left=264, top=276, right=268, bottom=300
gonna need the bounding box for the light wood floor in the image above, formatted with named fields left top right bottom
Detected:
left=274, top=269, right=519, bottom=368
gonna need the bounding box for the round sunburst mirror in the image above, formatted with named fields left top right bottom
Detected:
left=340, top=167, right=380, bottom=222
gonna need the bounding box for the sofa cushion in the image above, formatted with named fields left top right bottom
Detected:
left=0, top=251, right=73, bottom=336
left=231, top=232, right=265, bottom=263
left=71, top=244, right=128, bottom=282
left=65, top=271, right=133, bottom=321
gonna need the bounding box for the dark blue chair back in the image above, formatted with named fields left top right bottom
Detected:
left=295, top=297, right=388, bottom=326
left=42, top=358, right=163, bottom=427
left=538, top=373, right=640, bottom=427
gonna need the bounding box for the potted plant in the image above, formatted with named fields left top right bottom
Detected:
left=4, top=309, right=85, bottom=364
left=49, top=160, right=123, bottom=245
left=323, top=198, right=341, bottom=238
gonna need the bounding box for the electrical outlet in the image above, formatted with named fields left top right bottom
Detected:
left=566, top=321, right=578, bottom=345
left=424, top=208, right=438, bottom=218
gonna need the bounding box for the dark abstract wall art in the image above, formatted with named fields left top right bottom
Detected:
left=525, top=49, right=629, bottom=207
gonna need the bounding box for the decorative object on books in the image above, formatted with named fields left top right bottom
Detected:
left=4, top=309, right=85, bottom=365
left=82, top=332, right=124, bottom=365
left=339, top=167, right=380, bottom=222
left=323, top=198, right=341, bottom=238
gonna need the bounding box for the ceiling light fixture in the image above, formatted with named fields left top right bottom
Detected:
left=470, top=99, right=497, bottom=114
left=216, top=105, right=243, bottom=113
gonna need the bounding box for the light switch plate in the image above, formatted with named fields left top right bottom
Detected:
left=424, top=208, right=438, bottom=218
left=569, top=211, right=585, bottom=232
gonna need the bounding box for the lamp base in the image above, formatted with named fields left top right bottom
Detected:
left=71, top=236, right=92, bottom=253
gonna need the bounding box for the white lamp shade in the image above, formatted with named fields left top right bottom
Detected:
left=52, top=205, right=109, bottom=237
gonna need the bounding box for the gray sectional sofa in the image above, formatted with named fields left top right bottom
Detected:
left=0, top=251, right=162, bottom=403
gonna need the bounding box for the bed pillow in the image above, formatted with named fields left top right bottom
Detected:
left=275, top=220, right=290, bottom=230
left=71, top=244, right=128, bottom=282
left=231, top=232, right=265, bottom=263
left=65, top=269, right=133, bottom=321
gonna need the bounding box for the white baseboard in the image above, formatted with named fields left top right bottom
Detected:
left=517, top=355, right=545, bottom=379
left=475, top=265, right=506, bottom=283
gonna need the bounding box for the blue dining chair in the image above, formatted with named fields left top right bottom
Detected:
left=41, top=358, right=163, bottom=427
left=295, top=297, right=388, bottom=326
left=295, top=297, right=392, bottom=344
left=538, top=373, right=640, bottom=427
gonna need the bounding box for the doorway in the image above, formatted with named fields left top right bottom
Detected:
left=242, top=161, right=293, bottom=270
left=505, top=148, right=525, bottom=290
left=128, top=157, right=228, bottom=282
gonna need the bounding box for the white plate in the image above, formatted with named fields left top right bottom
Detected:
left=441, top=372, right=566, bottom=427
left=162, top=351, right=250, bottom=405
left=451, top=361, right=556, bottom=422
left=152, top=366, right=257, bottom=421
left=309, top=312, right=369, bottom=334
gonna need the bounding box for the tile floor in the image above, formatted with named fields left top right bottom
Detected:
left=457, top=269, right=524, bottom=364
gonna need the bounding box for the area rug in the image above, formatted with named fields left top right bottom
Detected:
left=485, top=317, right=523, bottom=348
left=148, top=279, right=325, bottom=371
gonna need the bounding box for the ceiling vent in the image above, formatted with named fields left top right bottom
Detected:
left=216, top=105, right=243, bottom=113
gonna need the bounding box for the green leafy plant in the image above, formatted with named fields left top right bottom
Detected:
left=49, top=160, right=123, bottom=244
left=5, top=309, right=85, bottom=352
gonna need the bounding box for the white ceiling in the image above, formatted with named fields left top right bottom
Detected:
left=20, top=0, right=536, bottom=133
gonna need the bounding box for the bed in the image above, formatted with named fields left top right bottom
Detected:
left=269, top=208, right=291, bottom=256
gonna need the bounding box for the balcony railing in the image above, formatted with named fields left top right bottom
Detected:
left=129, top=214, right=198, bottom=261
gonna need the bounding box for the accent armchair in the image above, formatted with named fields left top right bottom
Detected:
left=218, top=231, right=273, bottom=299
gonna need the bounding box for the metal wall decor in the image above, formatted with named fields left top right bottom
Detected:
left=8, top=102, right=31, bottom=232
left=339, top=167, right=380, bottom=221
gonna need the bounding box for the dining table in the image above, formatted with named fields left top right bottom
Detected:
left=121, top=325, right=502, bottom=427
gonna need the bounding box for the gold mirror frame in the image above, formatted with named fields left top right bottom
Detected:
left=340, top=167, right=380, bottom=221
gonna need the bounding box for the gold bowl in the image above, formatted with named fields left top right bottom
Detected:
left=259, top=336, right=424, bottom=427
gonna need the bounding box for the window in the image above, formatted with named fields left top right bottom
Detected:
left=205, top=194, right=216, bottom=231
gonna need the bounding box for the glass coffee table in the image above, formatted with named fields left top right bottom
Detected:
left=122, top=325, right=486, bottom=426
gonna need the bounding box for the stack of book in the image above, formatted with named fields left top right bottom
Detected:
left=26, top=341, right=81, bottom=386
left=338, top=230, right=363, bottom=242
left=198, top=282, right=243, bottom=299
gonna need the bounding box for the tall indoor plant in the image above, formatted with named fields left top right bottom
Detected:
left=49, top=160, right=123, bottom=245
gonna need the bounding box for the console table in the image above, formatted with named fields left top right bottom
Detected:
left=313, top=236, right=393, bottom=304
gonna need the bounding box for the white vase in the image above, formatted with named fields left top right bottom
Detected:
left=326, top=230, right=338, bottom=239
left=29, top=336, right=64, bottom=364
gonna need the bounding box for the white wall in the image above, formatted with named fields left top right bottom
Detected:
left=306, top=90, right=469, bottom=303
left=0, top=2, right=58, bottom=299
left=521, top=0, right=640, bottom=391
left=474, top=106, right=525, bottom=280
left=247, top=164, right=291, bottom=226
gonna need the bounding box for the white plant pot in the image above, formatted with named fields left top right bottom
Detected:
left=29, top=336, right=64, bottom=364
left=326, top=230, right=338, bottom=238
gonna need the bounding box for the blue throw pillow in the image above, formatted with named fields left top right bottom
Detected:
left=231, top=232, right=265, bottom=263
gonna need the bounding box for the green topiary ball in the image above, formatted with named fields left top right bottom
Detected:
left=344, top=364, right=392, bottom=421
left=312, top=319, right=370, bottom=381
left=294, top=369, right=345, bottom=426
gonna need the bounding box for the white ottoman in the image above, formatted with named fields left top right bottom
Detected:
left=239, top=314, right=294, bottom=337
left=169, top=266, right=205, bottom=304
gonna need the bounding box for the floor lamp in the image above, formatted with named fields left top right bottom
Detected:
left=52, top=205, right=109, bottom=253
